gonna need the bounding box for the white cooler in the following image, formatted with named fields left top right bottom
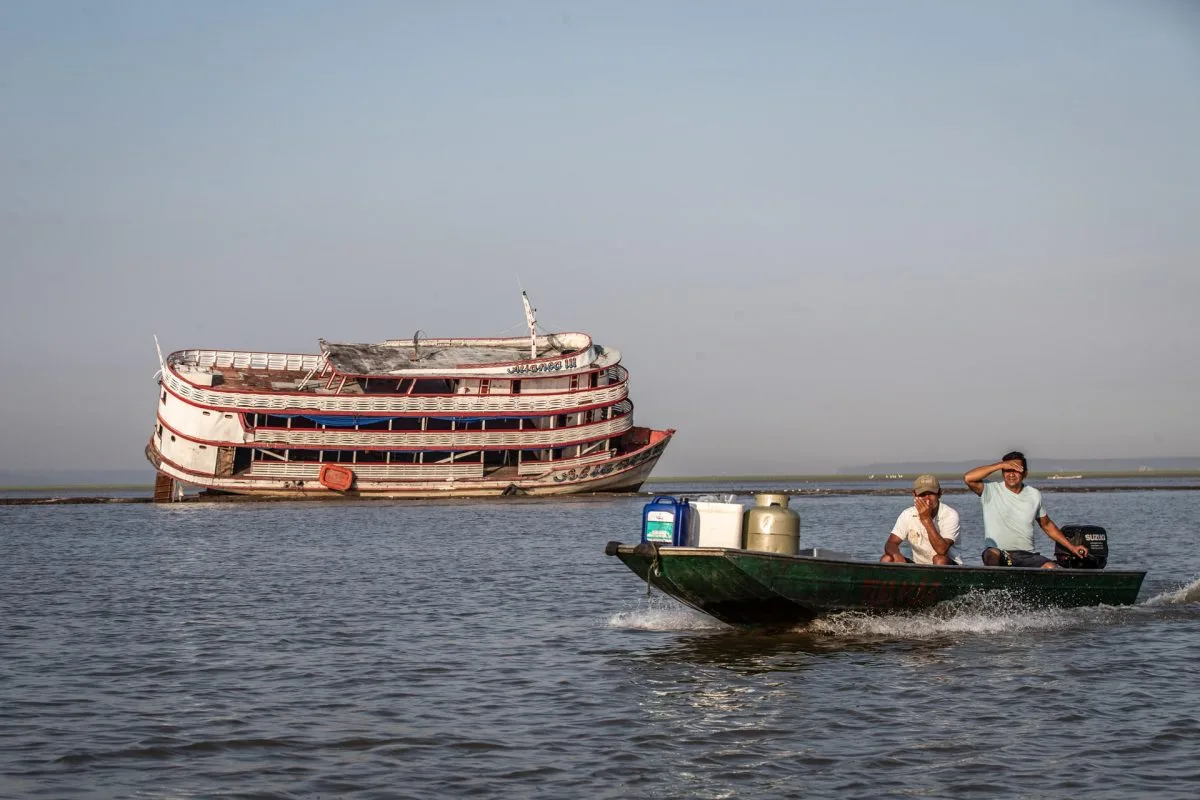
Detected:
left=689, top=501, right=745, bottom=548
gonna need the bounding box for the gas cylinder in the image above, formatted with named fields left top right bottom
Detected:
left=742, top=493, right=800, bottom=554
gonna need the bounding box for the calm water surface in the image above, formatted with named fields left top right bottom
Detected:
left=3, top=489, right=1200, bottom=798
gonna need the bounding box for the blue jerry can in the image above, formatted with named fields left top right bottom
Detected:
left=642, top=496, right=691, bottom=546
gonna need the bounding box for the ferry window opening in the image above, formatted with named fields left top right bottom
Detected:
left=412, top=378, right=451, bottom=394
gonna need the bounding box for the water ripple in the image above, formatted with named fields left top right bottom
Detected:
left=3, top=494, right=1200, bottom=798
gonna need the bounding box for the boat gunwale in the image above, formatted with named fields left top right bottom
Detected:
left=613, top=544, right=1149, bottom=579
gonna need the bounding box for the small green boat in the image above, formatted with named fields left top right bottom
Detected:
left=605, top=542, right=1148, bottom=627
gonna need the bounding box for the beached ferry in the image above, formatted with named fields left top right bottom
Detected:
left=146, top=294, right=674, bottom=500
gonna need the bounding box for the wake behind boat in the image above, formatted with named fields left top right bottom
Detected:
left=147, top=293, right=674, bottom=500
left=606, top=494, right=1147, bottom=627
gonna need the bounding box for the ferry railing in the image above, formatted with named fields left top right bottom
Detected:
left=162, top=366, right=630, bottom=415
left=178, top=350, right=325, bottom=372
left=246, top=462, right=485, bottom=480
left=173, top=345, right=610, bottom=379
left=249, top=415, right=633, bottom=449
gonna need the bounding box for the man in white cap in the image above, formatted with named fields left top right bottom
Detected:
left=880, top=474, right=962, bottom=565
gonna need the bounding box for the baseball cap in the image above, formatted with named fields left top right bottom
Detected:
left=912, top=474, right=940, bottom=494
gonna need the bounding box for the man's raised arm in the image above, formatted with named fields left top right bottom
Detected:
left=963, top=462, right=1002, bottom=496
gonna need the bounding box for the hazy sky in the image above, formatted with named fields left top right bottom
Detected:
left=2, top=1, right=1198, bottom=476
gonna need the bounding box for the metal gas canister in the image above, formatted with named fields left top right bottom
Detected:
left=742, top=493, right=800, bottom=554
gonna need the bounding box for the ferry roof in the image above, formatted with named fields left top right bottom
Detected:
left=319, top=333, right=591, bottom=375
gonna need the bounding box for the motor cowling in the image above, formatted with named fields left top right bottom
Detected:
left=1055, top=524, right=1109, bottom=569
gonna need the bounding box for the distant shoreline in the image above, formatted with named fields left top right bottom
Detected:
left=646, top=470, right=1200, bottom=482
left=0, top=484, right=151, bottom=492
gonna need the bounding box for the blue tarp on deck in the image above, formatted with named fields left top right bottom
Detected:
left=291, top=415, right=393, bottom=427
left=278, top=415, right=524, bottom=427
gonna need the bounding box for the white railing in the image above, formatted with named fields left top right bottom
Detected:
left=163, top=367, right=629, bottom=414
left=247, top=461, right=484, bottom=480
left=249, top=415, right=633, bottom=449
left=172, top=340, right=600, bottom=375
left=175, top=350, right=325, bottom=372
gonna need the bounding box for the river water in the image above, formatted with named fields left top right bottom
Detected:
left=3, top=487, right=1199, bottom=798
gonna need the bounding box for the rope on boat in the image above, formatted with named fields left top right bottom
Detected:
left=646, top=544, right=662, bottom=598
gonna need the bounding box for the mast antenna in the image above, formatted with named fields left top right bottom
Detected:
left=152, top=334, right=165, bottom=380
left=521, top=291, right=538, bottom=358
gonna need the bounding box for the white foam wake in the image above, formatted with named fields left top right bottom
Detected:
left=1143, top=576, right=1200, bottom=606
left=805, top=589, right=1086, bottom=640
left=606, top=598, right=727, bottom=632
left=606, top=582, right=1194, bottom=639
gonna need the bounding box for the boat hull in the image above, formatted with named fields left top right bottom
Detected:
left=147, top=430, right=671, bottom=499
left=607, top=543, right=1148, bottom=627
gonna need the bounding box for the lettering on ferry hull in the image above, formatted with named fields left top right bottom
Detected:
left=552, top=440, right=667, bottom=483
left=507, top=357, right=577, bottom=375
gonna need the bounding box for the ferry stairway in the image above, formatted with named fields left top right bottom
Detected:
left=153, top=473, right=177, bottom=503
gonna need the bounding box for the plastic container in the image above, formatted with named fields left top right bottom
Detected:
left=743, top=493, right=800, bottom=554
left=641, top=496, right=692, bottom=546
left=318, top=463, right=355, bottom=491
left=690, top=501, right=745, bottom=548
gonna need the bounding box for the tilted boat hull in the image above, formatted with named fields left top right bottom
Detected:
left=147, top=430, right=671, bottom=499
left=146, top=320, right=674, bottom=501
left=607, top=543, right=1148, bottom=627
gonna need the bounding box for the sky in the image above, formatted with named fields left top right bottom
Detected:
left=1, top=0, right=1198, bottom=477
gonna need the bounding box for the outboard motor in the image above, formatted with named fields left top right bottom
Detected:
left=1055, top=524, right=1109, bottom=569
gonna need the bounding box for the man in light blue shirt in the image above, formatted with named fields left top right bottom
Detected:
left=964, top=451, right=1089, bottom=568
